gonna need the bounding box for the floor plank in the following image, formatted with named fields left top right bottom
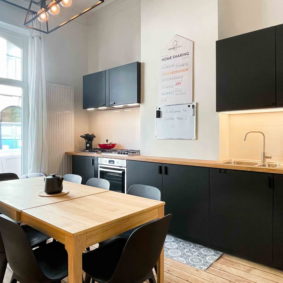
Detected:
left=3, top=254, right=283, bottom=282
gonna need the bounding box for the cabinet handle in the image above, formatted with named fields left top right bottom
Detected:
left=268, top=175, right=274, bottom=189
left=92, top=159, right=94, bottom=166
left=164, top=166, right=168, bottom=175
left=158, top=166, right=163, bottom=175
left=219, top=169, right=227, bottom=174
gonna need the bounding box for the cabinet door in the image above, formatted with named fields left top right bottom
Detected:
left=217, top=27, right=276, bottom=111
left=126, top=160, right=162, bottom=191
left=210, top=169, right=273, bottom=265
left=72, top=156, right=97, bottom=184
left=109, top=62, right=141, bottom=106
left=273, top=174, right=283, bottom=268
left=276, top=25, right=283, bottom=106
left=83, top=71, right=106, bottom=109
left=162, top=165, right=210, bottom=245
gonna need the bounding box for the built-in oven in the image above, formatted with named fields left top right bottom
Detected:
left=98, top=158, right=127, bottom=193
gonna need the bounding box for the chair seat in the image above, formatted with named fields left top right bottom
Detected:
left=21, top=225, right=49, bottom=247
left=34, top=241, right=68, bottom=281
left=83, top=238, right=127, bottom=282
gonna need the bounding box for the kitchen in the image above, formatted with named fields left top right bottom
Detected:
left=1, top=0, right=283, bottom=282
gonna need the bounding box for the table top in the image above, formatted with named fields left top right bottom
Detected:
left=0, top=177, right=107, bottom=213
left=22, top=190, right=164, bottom=236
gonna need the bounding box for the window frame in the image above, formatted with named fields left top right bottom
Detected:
left=0, top=23, right=29, bottom=154
left=0, top=27, right=28, bottom=89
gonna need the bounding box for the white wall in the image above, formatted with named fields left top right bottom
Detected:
left=140, top=0, right=219, bottom=159
left=87, top=0, right=141, bottom=149
left=43, top=21, right=89, bottom=151
left=219, top=0, right=283, bottom=39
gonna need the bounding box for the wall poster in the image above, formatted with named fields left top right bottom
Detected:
left=159, top=34, right=193, bottom=105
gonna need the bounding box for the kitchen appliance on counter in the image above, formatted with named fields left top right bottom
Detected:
left=88, top=148, right=140, bottom=156
left=80, top=133, right=95, bottom=151
left=98, top=158, right=127, bottom=193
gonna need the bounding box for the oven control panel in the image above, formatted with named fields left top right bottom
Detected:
left=98, top=158, right=127, bottom=167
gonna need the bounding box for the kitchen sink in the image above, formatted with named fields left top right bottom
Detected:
left=223, top=160, right=259, bottom=166
left=222, top=160, right=281, bottom=168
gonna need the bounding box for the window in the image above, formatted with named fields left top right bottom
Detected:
left=0, top=26, right=27, bottom=175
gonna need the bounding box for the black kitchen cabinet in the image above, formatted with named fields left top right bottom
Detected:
left=126, top=160, right=162, bottom=190
left=109, top=62, right=141, bottom=106
left=72, top=155, right=98, bottom=184
left=217, top=27, right=276, bottom=111
left=273, top=174, right=283, bottom=268
left=83, top=62, right=140, bottom=109
left=210, top=169, right=273, bottom=265
left=126, top=161, right=210, bottom=245
left=162, top=165, right=210, bottom=244
left=83, top=71, right=106, bottom=109
left=276, top=25, right=283, bottom=106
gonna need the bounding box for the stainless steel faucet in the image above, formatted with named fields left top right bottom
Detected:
left=244, top=131, right=271, bottom=167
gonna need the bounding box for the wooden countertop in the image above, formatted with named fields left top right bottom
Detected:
left=66, top=151, right=283, bottom=174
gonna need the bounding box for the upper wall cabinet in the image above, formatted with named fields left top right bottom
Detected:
left=276, top=25, right=283, bottom=106
left=83, top=62, right=141, bottom=110
left=83, top=71, right=106, bottom=109
left=109, top=62, right=141, bottom=106
left=216, top=26, right=277, bottom=112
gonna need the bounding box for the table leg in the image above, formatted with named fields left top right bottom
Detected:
left=157, top=206, right=165, bottom=283
left=65, top=237, right=83, bottom=283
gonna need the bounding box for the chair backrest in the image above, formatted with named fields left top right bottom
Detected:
left=20, top=173, right=45, bottom=179
left=0, top=173, right=19, bottom=182
left=0, top=233, right=7, bottom=283
left=110, top=214, right=171, bottom=283
left=0, top=215, right=45, bottom=282
left=63, top=174, right=82, bottom=184
left=128, top=184, right=161, bottom=201
left=86, top=177, right=110, bottom=190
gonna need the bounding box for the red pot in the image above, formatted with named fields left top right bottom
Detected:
left=98, top=143, right=116, bottom=149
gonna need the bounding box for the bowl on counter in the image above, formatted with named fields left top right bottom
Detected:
left=98, top=143, right=116, bottom=149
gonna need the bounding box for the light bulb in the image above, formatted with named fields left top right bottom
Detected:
left=49, top=1, right=61, bottom=15
left=37, top=8, right=49, bottom=23
left=60, top=0, right=72, bottom=8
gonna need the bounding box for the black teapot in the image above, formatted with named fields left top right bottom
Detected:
left=44, top=175, right=63, bottom=194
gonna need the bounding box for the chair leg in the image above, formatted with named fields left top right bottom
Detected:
left=148, top=270, right=156, bottom=283
left=0, top=253, right=7, bottom=283
left=84, top=273, right=92, bottom=283
left=9, top=276, right=17, bottom=283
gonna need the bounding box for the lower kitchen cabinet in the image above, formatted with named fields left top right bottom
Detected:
left=72, top=155, right=98, bottom=184
left=210, top=169, right=273, bottom=265
left=162, top=165, right=210, bottom=244
left=126, top=160, right=163, bottom=190
left=126, top=161, right=210, bottom=244
left=273, top=174, right=283, bottom=268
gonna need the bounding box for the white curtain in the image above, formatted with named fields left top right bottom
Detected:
left=22, top=32, right=47, bottom=174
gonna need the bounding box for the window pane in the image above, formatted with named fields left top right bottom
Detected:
left=0, top=85, right=22, bottom=152
left=0, top=37, right=23, bottom=80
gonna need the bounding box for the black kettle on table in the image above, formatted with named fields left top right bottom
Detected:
left=44, top=175, right=63, bottom=194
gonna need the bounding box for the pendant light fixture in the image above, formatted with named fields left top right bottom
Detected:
left=0, top=0, right=104, bottom=34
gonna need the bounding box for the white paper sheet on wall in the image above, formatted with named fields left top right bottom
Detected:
left=155, top=103, right=196, bottom=140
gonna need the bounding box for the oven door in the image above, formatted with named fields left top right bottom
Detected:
left=98, top=166, right=126, bottom=193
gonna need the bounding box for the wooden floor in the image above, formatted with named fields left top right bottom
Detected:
left=3, top=254, right=283, bottom=282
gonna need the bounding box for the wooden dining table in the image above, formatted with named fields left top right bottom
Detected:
left=0, top=177, right=165, bottom=283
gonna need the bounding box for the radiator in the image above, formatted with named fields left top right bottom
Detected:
left=47, top=83, right=74, bottom=175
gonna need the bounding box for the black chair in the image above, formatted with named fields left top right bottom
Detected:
left=83, top=214, right=171, bottom=283
left=100, top=185, right=162, bottom=246
left=0, top=173, right=49, bottom=283
left=0, top=173, right=18, bottom=182
left=0, top=215, right=68, bottom=283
